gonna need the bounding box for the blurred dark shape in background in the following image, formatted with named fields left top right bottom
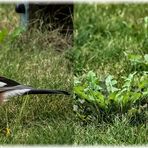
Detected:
left=15, top=3, right=73, bottom=34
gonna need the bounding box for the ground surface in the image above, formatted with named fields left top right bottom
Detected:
left=73, top=3, right=148, bottom=145
left=0, top=4, right=147, bottom=144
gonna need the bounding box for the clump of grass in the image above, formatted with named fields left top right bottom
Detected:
left=0, top=4, right=19, bottom=32
left=74, top=116, right=148, bottom=145
left=11, top=28, right=73, bottom=52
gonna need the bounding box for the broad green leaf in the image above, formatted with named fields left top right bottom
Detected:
left=144, top=54, right=148, bottom=63
left=130, top=92, right=141, bottom=103
left=74, top=86, right=88, bottom=100
left=142, top=91, right=148, bottom=96
left=108, top=92, right=119, bottom=105
left=105, top=75, right=119, bottom=93
left=122, top=72, right=137, bottom=91
left=94, top=91, right=107, bottom=109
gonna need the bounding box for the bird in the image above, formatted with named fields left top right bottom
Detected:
left=0, top=76, right=70, bottom=103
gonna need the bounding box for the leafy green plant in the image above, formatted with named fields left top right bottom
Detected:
left=74, top=70, right=148, bottom=123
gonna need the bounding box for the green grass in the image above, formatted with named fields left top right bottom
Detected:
left=74, top=117, right=147, bottom=145
left=74, top=4, right=148, bottom=76
left=73, top=3, right=148, bottom=145
left=0, top=4, right=73, bottom=144
left=0, top=3, right=147, bottom=145
left=0, top=32, right=74, bottom=143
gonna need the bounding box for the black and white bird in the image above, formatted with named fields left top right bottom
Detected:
left=0, top=76, right=70, bottom=103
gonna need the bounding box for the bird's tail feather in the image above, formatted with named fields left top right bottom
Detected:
left=24, top=89, right=70, bottom=95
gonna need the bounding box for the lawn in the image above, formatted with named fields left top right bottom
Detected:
left=0, top=4, right=73, bottom=144
left=73, top=3, right=148, bottom=145
left=0, top=3, right=147, bottom=145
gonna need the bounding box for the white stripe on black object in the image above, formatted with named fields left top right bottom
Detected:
left=0, top=82, right=7, bottom=87
left=0, top=76, right=70, bottom=102
left=3, top=89, right=31, bottom=100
